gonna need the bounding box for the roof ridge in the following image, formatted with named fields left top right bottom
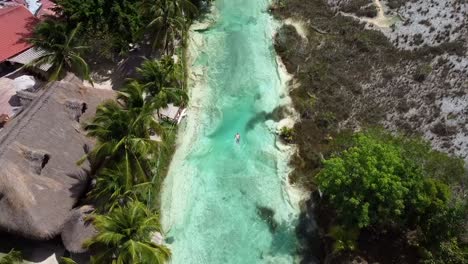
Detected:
left=0, top=4, right=27, bottom=16
left=0, top=82, right=57, bottom=159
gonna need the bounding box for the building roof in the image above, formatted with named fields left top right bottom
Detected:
left=7, top=47, right=51, bottom=71
left=16, top=0, right=40, bottom=15
left=0, top=77, right=18, bottom=118
left=37, top=0, right=55, bottom=17
left=159, top=103, right=185, bottom=124
left=61, top=205, right=97, bottom=253
left=0, top=75, right=114, bottom=240
left=0, top=0, right=56, bottom=17
left=0, top=5, right=36, bottom=62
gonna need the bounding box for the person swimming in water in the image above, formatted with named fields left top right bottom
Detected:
left=235, top=133, right=240, bottom=144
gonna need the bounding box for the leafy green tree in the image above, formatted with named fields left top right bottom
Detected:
left=56, top=0, right=144, bottom=52
left=329, top=225, right=359, bottom=253
left=88, top=163, right=156, bottom=212
left=142, top=0, right=197, bottom=52
left=422, top=238, right=467, bottom=264
left=81, top=99, right=161, bottom=182
left=317, top=130, right=466, bottom=256
left=27, top=23, right=91, bottom=82
left=118, top=81, right=149, bottom=110
left=318, top=133, right=418, bottom=228
left=85, top=201, right=170, bottom=264
left=29, top=19, right=68, bottom=50
left=135, top=57, right=187, bottom=109
left=0, top=249, right=22, bottom=264
left=318, top=131, right=462, bottom=228
left=279, top=126, right=294, bottom=143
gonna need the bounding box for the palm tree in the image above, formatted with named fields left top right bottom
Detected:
left=85, top=201, right=170, bottom=264
left=29, top=19, right=68, bottom=51
left=59, top=257, right=77, bottom=264
left=27, top=22, right=91, bottom=82
left=142, top=0, right=197, bottom=53
left=0, top=249, right=22, bottom=264
left=136, top=57, right=187, bottom=110
left=117, top=81, right=151, bottom=110
left=80, top=99, right=162, bottom=182
left=88, top=163, right=156, bottom=212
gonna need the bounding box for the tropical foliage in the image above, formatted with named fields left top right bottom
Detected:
left=82, top=99, right=161, bottom=175
left=80, top=60, right=185, bottom=260
left=28, top=0, right=206, bottom=82
left=142, top=0, right=197, bottom=52
left=78, top=27, right=190, bottom=264
left=317, top=130, right=467, bottom=261
left=28, top=22, right=91, bottom=82
left=55, top=0, right=144, bottom=52
left=19, top=0, right=204, bottom=263
left=59, top=257, right=78, bottom=264
left=85, top=201, right=170, bottom=264
left=54, top=0, right=202, bottom=54
left=0, top=249, right=22, bottom=264
left=135, top=56, right=187, bottom=108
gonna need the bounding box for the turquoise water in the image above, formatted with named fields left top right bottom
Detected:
left=161, top=0, right=299, bottom=263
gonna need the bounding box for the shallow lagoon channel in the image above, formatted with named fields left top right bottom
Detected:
left=161, top=0, right=300, bottom=263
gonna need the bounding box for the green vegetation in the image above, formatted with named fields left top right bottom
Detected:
left=80, top=54, right=187, bottom=261
left=135, top=56, right=187, bottom=105
left=279, top=126, right=294, bottom=143
left=82, top=59, right=187, bottom=211
left=55, top=0, right=143, bottom=53
left=143, top=0, right=197, bottom=53
left=27, top=0, right=208, bottom=81
left=318, top=130, right=467, bottom=262
left=387, top=0, right=406, bottom=10
left=27, top=23, right=91, bottom=82
left=341, top=0, right=377, bottom=18
left=272, top=0, right=465, bottom=185
left=59, top=257, right=77, bottom=264
left=413, top=64, right=432, bottom=82
left=21, top=0, right=204, bottom=262
left=0, top=249, right=22, bottom=264
left=85, top=201, right=170, bottom=264
left=271, top=0, right=467, bottom=262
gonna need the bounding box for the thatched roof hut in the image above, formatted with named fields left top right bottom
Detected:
left=0, top=75, right=114, bottom=240
left=61, top=205, right=96, bottom=253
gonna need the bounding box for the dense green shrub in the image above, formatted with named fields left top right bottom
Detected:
left=413, top=64, right=432, bottom=82
left=0, top=249, right=22, bottom=264
left=342, top=0, right=373, bottom=14
left=387, top=0, right=406, bottom=10
left=56, top=0, right=144, bottom=52
left=280, top=126, right=294, bottom=143
left=317, top=130, right=466, bottom=260
left=356, top=5, right=378, bottom=18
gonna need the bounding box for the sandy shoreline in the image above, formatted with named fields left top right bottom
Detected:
left=160, top=5, right=218, bottom=232
left=161, top=0, right=307, bottom=241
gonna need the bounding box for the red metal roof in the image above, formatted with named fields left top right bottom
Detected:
left=0, top=5, right=37, bottom=62
left=38, top=0, right=56, bottom=17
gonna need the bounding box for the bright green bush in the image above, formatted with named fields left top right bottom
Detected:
left=0, top=249, right=22, bottom=264
left=317, top=130, right=466, bottom=256
left=280, top=126, right=294, bottom=143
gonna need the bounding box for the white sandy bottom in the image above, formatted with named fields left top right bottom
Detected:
left=161, top=1, right=303, bottom=263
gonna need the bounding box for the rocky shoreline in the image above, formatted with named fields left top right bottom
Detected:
left=270, top=0, right=467, bottom=262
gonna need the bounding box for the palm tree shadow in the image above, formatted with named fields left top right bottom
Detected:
left=15, top=16, right=39, bottom=46
left=86, top=43, right=154, bottom=91
left=0, top=231, right=64, bottom=263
